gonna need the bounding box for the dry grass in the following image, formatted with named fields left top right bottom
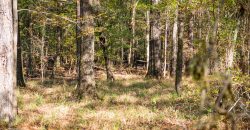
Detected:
left=2, top=72, right=248, bottom=130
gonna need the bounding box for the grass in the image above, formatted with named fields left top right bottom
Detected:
left=4, top=72, right=249, bottom=129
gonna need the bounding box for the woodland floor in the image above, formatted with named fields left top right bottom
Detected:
left=5, top=70, right=250, bottom=129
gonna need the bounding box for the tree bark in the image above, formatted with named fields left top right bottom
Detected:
left=226, top=20, right=240, bottom=69
left=146, top=0, right=162, bottom=78
left=171, top=7, right=178, bottom=77
left=41, top=20, right=46, bottom=83
left=100, top=36, right=115, bottom=81
left=27, top=14, right=33, bottom=77
left=17, top=15, right=26, bottom=87
left=128, top=0, right=138, bottom=67
left=209, top=0, right=224, bottom=73
left=163, top=15, right=169, bottom=77
left=175, top=6, right=184, bottom=95
left=76, top=0, right=96, bottom=99
left=0, top=0, right=17, bottom=122
left=146, top=10, right=150, bottom=73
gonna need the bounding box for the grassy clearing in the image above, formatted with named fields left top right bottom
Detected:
left=8, top=73, right=248, bottom=129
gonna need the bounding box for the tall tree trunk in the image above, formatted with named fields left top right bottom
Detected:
left=175, top=6, right=184, bottom=95
left=27, top=15, right=33, bottom=77
left=128, top=0, right=138, bottom=67
left=146, top=10, right=150, bottom=73
left=56, top=26, right=62, bottom=69
left=171, top=7, right=178, bottom=77
left=121, top=38, right=124, bottom=66
left=209, top=0, right=224, bottom=73
left=226, top=20, right=240, bottom=69
left=41, top=20, right=46, bottom=83
left=185, top=12, right=194, bottom=75
left=163, top=15, right=169, bottom=77
left=76, top=0, right=96, bottom=99
left=100, top=36, right=115, bottom=81
left=17, top=15, right=26, bottom=87
left=146, top=0, right=161, bottom=78
left=0, top=0, right=16, bottom=122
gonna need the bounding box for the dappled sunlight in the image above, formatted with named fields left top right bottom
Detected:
left=14, top=74, right=249, bottom=129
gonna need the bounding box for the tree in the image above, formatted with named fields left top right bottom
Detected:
left=146, top=0, right=162, bottom=78
left=175, top=2, right=184, bottom=95
left=76, top=0, right=96, bottom=99
left=17, top=14, right=26, bottom=87
left=170, top=7, right=178, bottom=77
left=0, top=0, right=16, bottom=122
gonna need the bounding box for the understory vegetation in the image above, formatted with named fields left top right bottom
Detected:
left=12, top=70, right=249, bottom=129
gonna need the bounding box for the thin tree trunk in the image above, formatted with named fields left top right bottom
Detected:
left=41, top=20, right=46, bottom=83
left=0, top=0, right=16, bottom=122
left=171, top=7, right=178, bottom=77
left=100, top=36, right=115, bottom=81
left=17, top=15, right=26, bottom=87
left=56, top=27, right=62, bottom=69
left=209, top=0, right=224, bottom=73
left=121, top=38, right=124, bottom=66
left=146, top=10, right=150, bottom=73
left=226, top=20, right=240, bottom=69
left=163, top=15, right=169, bottom=77
left=27, top=15, right=33, bottom=77
left=128, top=0, right=138, bottom=67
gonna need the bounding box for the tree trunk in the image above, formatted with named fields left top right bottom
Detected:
left=0, top=0, right=16, bottom=122
left=56, top=26, right=62, bottom=69
left=226, top=20, right=240, bottom=69
left=171, top=7, right=178, bottom=77
left=175, top=6, right=184, bottom=95
left=27, top=15, right=33, bottom=77
left=163, top=15, right=169, bottom=77
left=100, top=36, right=115, bottom=81
left=146, top=10, right=150, bottom=73
left=76, top=0, right=96, bottom=99
left=17, top=15, right=26, bottom=87
left=41, top=20, right=46, bottom=83
left=209, top=0, right=224, bottom=73
left=128, top=0, right=138, bottom=67
left=146, top=0, right=162, bottom=78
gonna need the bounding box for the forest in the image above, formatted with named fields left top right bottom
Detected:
left=0, top=0, right=249, bottom=129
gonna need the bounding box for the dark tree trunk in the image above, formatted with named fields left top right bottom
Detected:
left=146, top=0, right=162, bottom=78
left=17, top=17, right=26, bottom=87
left=100, top=36, right=115, bottom=81
left=175, top=6, right=184, bottom=95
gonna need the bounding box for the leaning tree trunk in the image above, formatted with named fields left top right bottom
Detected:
left=17, top=15, right=26, bottom=87
left=146, top=0, right=162, bottom=78
left=76, top=0, right=96, bottom=99
left=175, top=5, right=184, bottom=95
left=0, top=0, right=17, bottom=122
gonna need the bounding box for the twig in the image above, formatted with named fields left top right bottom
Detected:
left=228, top=98, right=241, bottom=113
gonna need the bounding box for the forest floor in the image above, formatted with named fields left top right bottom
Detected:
left=9, top=70, right=250, bottom=129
